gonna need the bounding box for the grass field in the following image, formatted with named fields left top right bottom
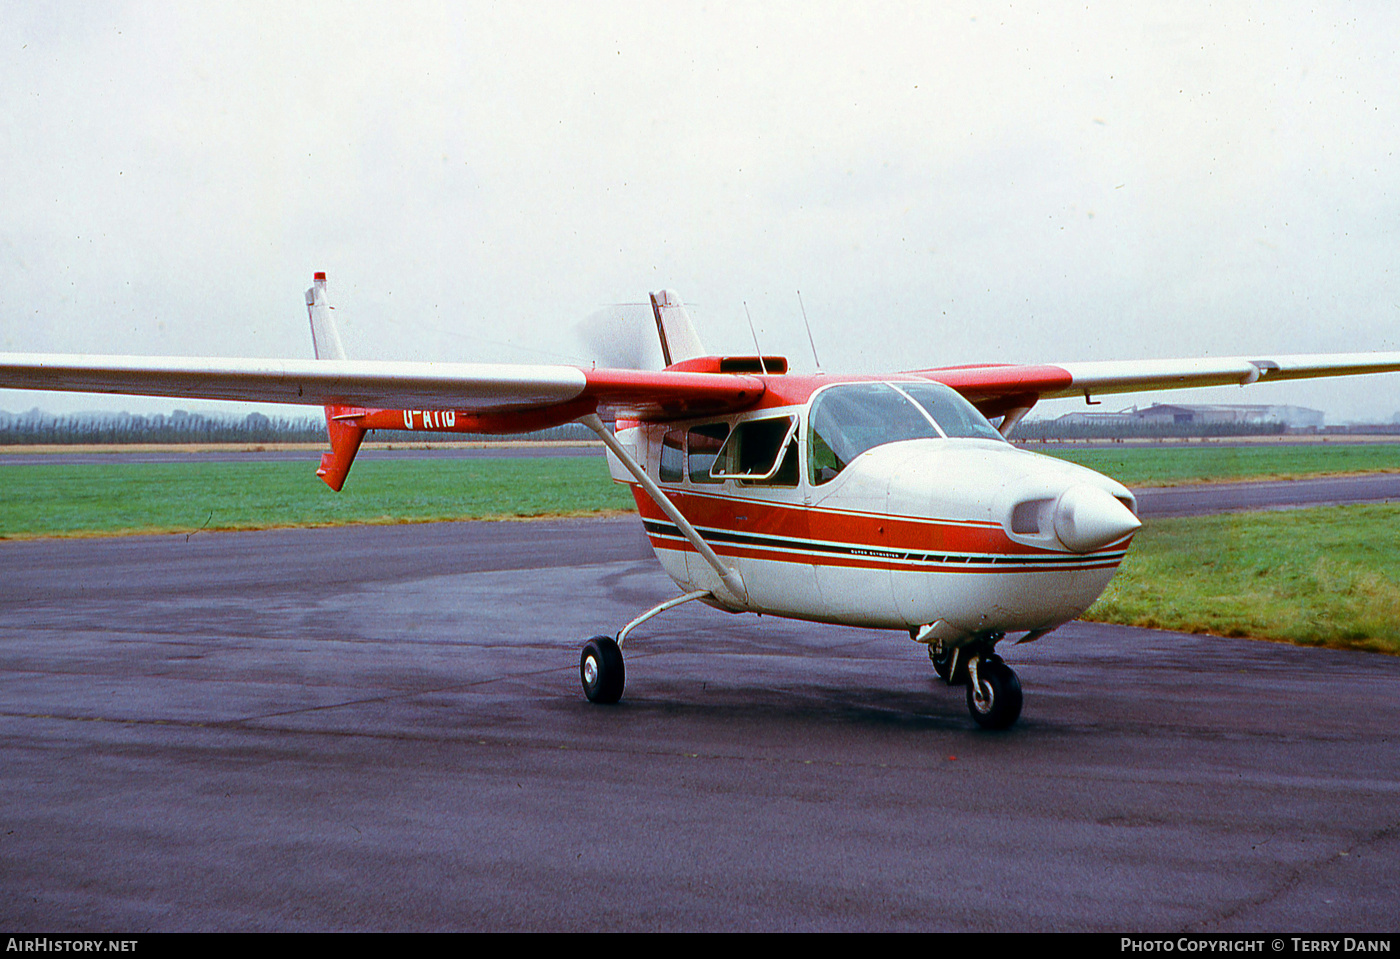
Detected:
left=0, top=456, right=634, bottom=538
left=1035, top=442, right=1400, bottom=486
left=1086, top=504, right=1400, bottom=655
left=1, top=442, right=1397, bottom=537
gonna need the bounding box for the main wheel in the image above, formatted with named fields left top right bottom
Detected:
left=965, top=657, right=1022, bottom=730
left=929, top=645, right=960, bottom=684
left=580, top=635, right=625, bottom=704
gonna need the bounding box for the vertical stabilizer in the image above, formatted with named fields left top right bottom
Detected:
left=304, top=272, right=365, bottom=491
left=305, top=271, right=347, bottom=361
left=649, top=290, right=707, bottom=367
left=316, top=410, right=366, bottom=492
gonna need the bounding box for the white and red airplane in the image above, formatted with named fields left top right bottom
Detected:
left=4, top=273, right=1399, bottom=729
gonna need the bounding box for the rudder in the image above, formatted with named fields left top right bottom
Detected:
left=649, top=290, right=706, bottom=367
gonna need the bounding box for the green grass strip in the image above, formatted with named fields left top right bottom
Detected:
left=1034, top=443, right=1400, bottom=486
left=1086, top=504, right=1400, bottom=654
left=0, top=456, right=636, bottom=538
left=3, top=453, right=1398, bottom=655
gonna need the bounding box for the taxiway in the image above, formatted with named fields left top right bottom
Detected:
left=0, top=487, right=1397, bottom=931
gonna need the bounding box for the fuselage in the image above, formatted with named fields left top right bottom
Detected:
left=609, top=378, right=1139, bottom=644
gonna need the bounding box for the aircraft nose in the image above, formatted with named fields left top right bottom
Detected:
left=1053, top=484, right=1142, bottom=552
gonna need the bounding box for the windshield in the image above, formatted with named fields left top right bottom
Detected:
left=897, top=381, right=1006, bottom=441
left=807, top=381, right=1002, bottom=485
left=808, top=383, right=938, bottom=484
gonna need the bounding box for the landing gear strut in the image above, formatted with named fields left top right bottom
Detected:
left=928, top=644, right=962, bottom=684
left=579, top=590, right=711, bottom=705
left=929, top=638, right=1023, bottom=730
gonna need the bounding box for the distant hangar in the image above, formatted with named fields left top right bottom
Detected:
left=1055, top=403, right=1325, bottom=429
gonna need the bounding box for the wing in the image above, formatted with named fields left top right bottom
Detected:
left=924, top=353, right=1400, bottom=419
left=0, top=277, right=774, bottom=490
left=7, top=269, right=1398, bottom=486
left=0, top=352, right=768, bottom=491
left=0, top=353, right=765, bottom=419
left=8, top=348, right=1399, bottom=422
left=0, top=277, right=761, bottom=421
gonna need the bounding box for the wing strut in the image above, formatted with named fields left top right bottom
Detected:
left=997, top=403, right=1035, bottom=438
left=579, top=413, right=747, bottom=608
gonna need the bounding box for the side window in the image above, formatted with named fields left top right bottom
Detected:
left=659, top=429, right=685, bottom=483
left=688, top=423, right=729, bottom=484
left=751, top=435, right=799, bottom=487
left=712, top=416, right=798, bottom=482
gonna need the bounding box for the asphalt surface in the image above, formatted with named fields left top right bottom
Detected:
left=1134, top=473, right=1400, bottom=517
left=1, top=493, right=1398, bottom=931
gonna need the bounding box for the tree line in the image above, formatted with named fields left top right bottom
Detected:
left=0, top=410, right=600, bottom=445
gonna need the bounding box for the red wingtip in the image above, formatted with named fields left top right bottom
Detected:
left=314, top=271, right=326, bottom=281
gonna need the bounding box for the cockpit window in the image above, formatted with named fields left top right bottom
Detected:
left=808, top=383, right=939, bottom=485
left=896, top=382, right=1005, bottom=441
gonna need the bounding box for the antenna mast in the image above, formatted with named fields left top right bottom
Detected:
left=796, top=290, right=822, bottom=372
left=743, top=302, right=770, bottom=375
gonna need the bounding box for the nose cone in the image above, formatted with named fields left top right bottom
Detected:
left=1054, top=485, right=1142, bottom=553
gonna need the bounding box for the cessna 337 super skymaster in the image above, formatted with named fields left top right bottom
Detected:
left=3, top=272, right=1399, bottom=729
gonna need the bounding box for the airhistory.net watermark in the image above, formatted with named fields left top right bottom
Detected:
left=6, top=941, right=137, bottom=953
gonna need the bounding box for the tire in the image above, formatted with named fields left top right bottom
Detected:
left=929, top=645, right=954, bottom=683
left=965, top=657, right=1022, bottom=730
left=580, top=635, right=625, bottom=704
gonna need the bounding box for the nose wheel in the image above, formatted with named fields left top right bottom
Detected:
left=964, top=654, right=1022, bottom=730
left=580, top=635, right=625, bottom=704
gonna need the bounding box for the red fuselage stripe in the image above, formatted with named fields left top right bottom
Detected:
left=625, top=484, right=1071, bottom=557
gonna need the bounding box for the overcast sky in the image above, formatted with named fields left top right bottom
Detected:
left=2, top=1, right=1397, bottom=421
